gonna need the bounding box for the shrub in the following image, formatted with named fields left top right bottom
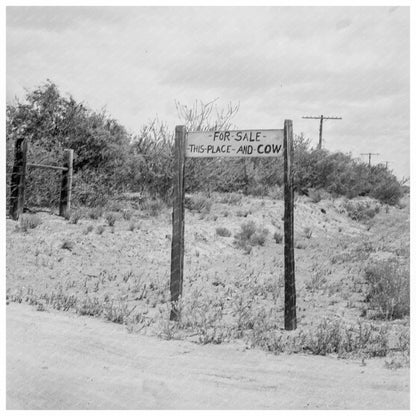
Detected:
left=185, top=194, right=212, bottom=213
left=273, top=231, right=283, bottom=244
left=105, top=212, right=117, bottom=226
left=246, top=183, right=268, bottom=197
left=60, top=239, right=74, bottom=251
left=218, top=192, right=242, bottom=205
left=83, top=224, right=94, bottom=234
left=216, top=227, right=232, bottom=237
left=69, top=210, right=83, bottom=224
left=309, top=189, right=322, bottom=203
left=363, top=260, right=410, bottom=320
left=19, top=214, right=42, bottom=232
left=236, top=209, right=250, bottom=217
left=370, top=178, right=403, bottom=205
left=122, top=209, right=133, bottom=221
left=234, top=221, right=269, bottom=250
left=96, top=225, right=105, bottom=235
left=305, top=273, right=327, bottom=292
left=234, top=221, right=256, bottom=247
left=250, top=228, right=269, bottom=246
left=344, top=200, right=380, bottom=221
left=303, top=227, right=313, bottom=239
left=88, top=207, right=103, bottom=220
left=295, top=241, right=306, bottom=250
left=268, top=185, right=283, bottom=200
left=141, top=197, right=165, bottom=217
left=7, top=83, right=403, bottom=206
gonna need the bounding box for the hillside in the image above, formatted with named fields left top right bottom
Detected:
left=6, top=192, right=410, bottom=403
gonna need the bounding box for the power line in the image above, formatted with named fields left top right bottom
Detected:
left=360, top=153, right=380, bottom=167
left=302, top=115, right=342, bottom=149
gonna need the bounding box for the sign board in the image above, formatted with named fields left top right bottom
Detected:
left=186, top=129, right=284, bottom=158
left=170, top=122, right=296, bottom=330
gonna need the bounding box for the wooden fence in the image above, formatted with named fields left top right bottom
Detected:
left=7, top=138, right=73, bottom=220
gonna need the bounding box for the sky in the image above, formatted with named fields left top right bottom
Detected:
left=6, top=6, right=411, bottom=179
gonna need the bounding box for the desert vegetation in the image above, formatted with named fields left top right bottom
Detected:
left=6, top=81, right=410, bottom=368
left=6, top=81, right=406, bottom=211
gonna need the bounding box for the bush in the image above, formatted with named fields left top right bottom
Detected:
left=7, top=82, right=403, bottom=207
left=83, top=224, right=94, bottom=234
left=309, top=189, right=322, bottom=203
left=250, top=228, right=269, bottom=246
left=273, top=231, right=283, bottom=244
left=363, top=260, right=410, bottom=320
left=216, top=227, right=232, bottom=237
left=218, top=192, right=243, bottom=205
left=60, top=239, right=74, bottom=251
left=96, top=225, right=105, bottom=235
left=344, top=200, right=380, bottom=221
left=69, top=210, right=83, bottom=224
left=303, top=227, right=313, bottom=239
left=141, top=197, right=165, bottom=217
left=88, top=206, right=103, bottom=220
left=234, top=221, right=269, bottom=251
left=105, top=212, right=117, bottom=226
left=122, top=209, right=133, bottom=221
left=19, top=214, right=42, bottom=232
left=185, top=194, right=212, bottom=213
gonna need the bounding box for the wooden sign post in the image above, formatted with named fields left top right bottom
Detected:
left=59, top=149, right=74, bottom=218
left=9, top=138, right=28, bottom=220
left=169, top=121, right=296, bottom=329
left=283, top=120, right=296, bottom=330
left=170, top=126, right=186, bottom=320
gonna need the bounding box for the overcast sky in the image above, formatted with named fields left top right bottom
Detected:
left=6, top=6, right=410, bottom=179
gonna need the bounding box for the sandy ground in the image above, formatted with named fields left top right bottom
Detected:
left=7, top=303, right=409, bottom=410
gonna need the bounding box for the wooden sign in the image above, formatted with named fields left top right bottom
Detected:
left=186, top=129, right=284, bottom=158
left=170, top=121, right=296, bottom=330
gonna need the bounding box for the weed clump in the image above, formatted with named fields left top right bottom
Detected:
left=234, top=221, right=269, bottom=252
left=344, top=200, right=380, bottom=221
left=185, top=194, right=212, bottom=213
left=83, top=224, right=94, bottom=234
left=141, top=198, right=165, bottom=217
left=303, top=227, right=313, bottom=239
left=88, top=207, right=103, bottom=220
left=309, top=189, right=322, bottom=203
left=96, top=225, right=105, bottom=235
left=105, top=212, right=117, bottom=226
left=60, top=239, right=74, bottom=251
left=218, top=192, right=242, bottom=205
left=122, top=209, right=133, bottom=221
left=69, top=210, right=83, bottom=224
left=363, top=259, right=409, bottom=320
left=216, top=227, right=232, bottom=237
left=19, top=214, right=42, bottom=232
left=273, top=231, right=283, bottom=244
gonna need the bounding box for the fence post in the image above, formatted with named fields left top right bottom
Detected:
left=59, top=149, right=74, bottom=218
left=9, top=138, right=27, bottom=220
left=284, top=119, right=296, bottom=330
left=170, top=125, right=186, bottom=321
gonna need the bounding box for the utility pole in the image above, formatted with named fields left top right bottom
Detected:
left=360, top=153, right=380, bottom=167
left=381, top=161, right=390, bottom=169
left=302, top=115, right=342, bottom=149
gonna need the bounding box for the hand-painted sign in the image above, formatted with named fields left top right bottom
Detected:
left=186, top=129, right=284, bottom=157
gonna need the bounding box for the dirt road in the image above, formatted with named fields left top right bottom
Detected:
left=6, top=303, right=409, bottom=410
